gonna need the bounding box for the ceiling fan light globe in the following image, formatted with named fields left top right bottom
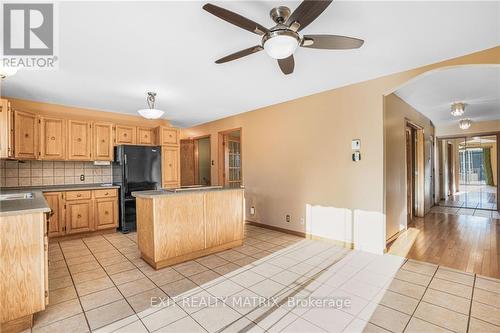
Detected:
left=137, top=108, right=165, bottom=119
left=263, top=34, right=299, bottom=59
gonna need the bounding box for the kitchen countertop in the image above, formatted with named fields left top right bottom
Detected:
left=132, top=186, right=243, bottom=198
left=0, top=184, right=120, bottom=217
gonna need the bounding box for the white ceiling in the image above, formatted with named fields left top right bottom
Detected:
left=395, top=65, right=500, bottom=126
left=1, top=1, right=499, bottom=127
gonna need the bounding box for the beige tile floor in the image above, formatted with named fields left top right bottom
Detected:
left=24, top=225, right=500, bottom=333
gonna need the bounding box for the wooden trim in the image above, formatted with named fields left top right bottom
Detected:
left=0, top=314, right=33, bottom=333
left=437, top=131, right=500, bottom=140
left=145, top=240, right=243, bottom=270
left=217, top=127, right=242, bottom=186
left=245, top=221, right=305, bottom=238
left=405, top=120, right=425, bottom=218
left=48, top=228, right=116, bottom=243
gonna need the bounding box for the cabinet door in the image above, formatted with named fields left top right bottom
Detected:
left=0, top=99, right=14, bottom=158
left=137, top=127, right=154, bottom=145
left=93, top=122, right=113, bottom=160
left=115, top=125, right=136, bottom=144
left=68, top=120, right=91, bottom=160
left=40, top=117, right=66, bottom=160
left=44, top=192, right=64, bottom=237
left=14, top=110, right=38, bottom=159
left=94, top=198, right=118, bottom=230
left=158, top=127, right=179, bottom=145
left=162, top=145, right=180, bottom=187
left=66, top=200, right=93, bottom=234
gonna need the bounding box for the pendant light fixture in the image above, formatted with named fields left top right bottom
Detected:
left=137, top=92, right=165, bottom=119
left=0, top=65, right=18, bottom=79
left=451, top=102, right=465, bottom=117
left=459, top=118, right=472, bottom=130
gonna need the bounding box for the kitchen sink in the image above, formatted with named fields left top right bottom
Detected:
left=0, top=192, right=34, bottom=201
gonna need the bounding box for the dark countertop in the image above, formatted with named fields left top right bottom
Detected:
left=132, top=186, right=243, bottom=198
left=0, top=184, right=120, bottom=216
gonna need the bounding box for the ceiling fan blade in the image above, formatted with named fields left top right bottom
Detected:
left=203, top=3, right=268, bottom=36
left=215, top=45, right=263, bottom=64
left=286, top=0, right=333, bottom=32
left=278, top=55, right=294, bottom=75
left=301, top=34, right=364, bottom=49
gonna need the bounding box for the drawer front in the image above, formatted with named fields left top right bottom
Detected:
left=94, top=189, right=118, bottom=198
left=65, top=190, right=92, bottom=201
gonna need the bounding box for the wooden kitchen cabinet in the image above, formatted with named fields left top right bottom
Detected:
left=115, top=125, right=136, bottom=144
left=14, top=110, right=38, bottom=159
left=43, top=192, right=64, bottom=237
left=93, top=122, right=113, bottom=160
left=162, top=145, right=180, bottom=188
left=94, top=198, right=118, bottom=230
left=0, top=99, right=14, bottom=158
left=65, top=199, right=93, bottom=234
left=68, top=120, right=92, bottom=160
left=39, top=117, right=66, bottom=160
left=137, top=127, right=155, bottom=145
left=157, top=126, right=179, bottom=145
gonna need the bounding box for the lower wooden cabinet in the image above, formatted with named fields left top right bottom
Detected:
left=43, top=188, right=118, bottom=237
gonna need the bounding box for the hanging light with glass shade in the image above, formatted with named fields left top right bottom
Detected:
left=137, top=92, right=165, bottom=119
left=459, top=118, right=472, bottom=130
left=450, top=102, right=465, bottom=117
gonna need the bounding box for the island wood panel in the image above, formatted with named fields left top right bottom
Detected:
left=205, top=189, right=244, bottom=248
left=0, top=212, right=46, bottom=324
left=136, top=199, right=155, bottom=261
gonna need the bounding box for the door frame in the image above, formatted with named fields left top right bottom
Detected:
left=180, top=134, right=211, bottom=186
left=405, top=120, right=425, bottom=219
left=437, top=131, right=500, bottom=212
left=217, top=127, right=242, bottom=186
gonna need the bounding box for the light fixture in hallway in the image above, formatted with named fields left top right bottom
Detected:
left=459, top=118, right=472, bottom=129
left=450, top=102, right=465, bottom=116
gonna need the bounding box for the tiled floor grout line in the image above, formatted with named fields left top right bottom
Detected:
left=54, top=241, right=93, bottom=332
left=79, top=236, right=154, bottom=332
left=466, top=274, right=477, bottom=333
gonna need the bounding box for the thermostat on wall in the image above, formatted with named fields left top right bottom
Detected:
left=352, top=139, right=361, bottom=150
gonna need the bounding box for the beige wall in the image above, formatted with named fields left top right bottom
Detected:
left=384, top=94, right=434, bottom=239
left=436, top=120, right=500, bottom=137
left=181, top=46, right=500, bottom=254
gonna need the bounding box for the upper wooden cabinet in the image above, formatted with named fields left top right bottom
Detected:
left=39, top=117, right=66, bottom=160
left=68, top=120, right=92, bottom=160
left=0, top=99, right=14, bottom=158
left=115, top=125, right=136, bottom=145
left=157, top=127, right=179, bottom=145
left=93, top=122, right=113, bottom=161
left=14, top=110, right=38, bottom=159
left=162, top=145, right=180, bottom=188
left=137, top=127, right=155, bottom=145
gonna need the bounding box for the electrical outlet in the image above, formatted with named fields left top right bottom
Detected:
left=250, top=206, right=256, bottom=216
left=300, top=217, right=305, bottom=225
left=80, top=174, right=85, bottom=181
left=285, top=214, right=291, bottom=223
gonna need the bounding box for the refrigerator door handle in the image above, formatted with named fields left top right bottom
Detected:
left=124, top=154, right=128, bottom=193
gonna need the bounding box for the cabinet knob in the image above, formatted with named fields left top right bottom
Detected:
left=77, top=214, right=82, bottom=218
left=169, top=163, right=172, bottom=167
left=50, top=136, right=55, bottom=140
left=77, top=194, right=81, bottom=197
left=169, top=134, right=172, bottom=138
left=105, top=192, right=109, bottom=195
left=101, top=139, right=105, bottom=143
left=124, top=133, right=127, bottom=137
left=24, top=133, right=29, bottom=138
left=77, top=138, right=82, bottom=142
left=105, top=211, right=109, bottom=215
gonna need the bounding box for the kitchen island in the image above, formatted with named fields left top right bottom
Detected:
left=133, top=186, right=244, bottom=269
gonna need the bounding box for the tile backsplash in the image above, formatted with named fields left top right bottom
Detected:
left=0, top=160, right=112, bottom=187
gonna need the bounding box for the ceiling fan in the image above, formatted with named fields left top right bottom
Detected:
left=202, top=0, right=364, bottom=75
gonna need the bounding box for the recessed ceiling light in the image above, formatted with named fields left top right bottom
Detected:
left=451, top=102, right=465, bottom=117
left=459, top=118, right=472, bottom=130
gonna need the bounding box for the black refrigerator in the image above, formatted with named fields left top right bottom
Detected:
left=112, top=145, right=161, bottom=232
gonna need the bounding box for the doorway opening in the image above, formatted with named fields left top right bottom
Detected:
left=218, top=128, right=242, bottom=188
left=406, top=121, right=425, bottom=224
left=180, top=135, right=211, bottom=186
left=437, top=133, right=498, bottom=212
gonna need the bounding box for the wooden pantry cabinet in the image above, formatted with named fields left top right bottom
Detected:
left=162, top=145, right=180, bottom=188
left=43, top=188, right=118, bottom=238
left=157, top=126, right=179, bottom=145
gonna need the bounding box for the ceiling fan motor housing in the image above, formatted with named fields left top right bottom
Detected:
left=270, top=6, right=291, bottom=23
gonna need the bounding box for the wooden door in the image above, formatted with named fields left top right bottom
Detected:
left=68, top=120, right=91, bottom=160
left=137, top=127, right=154, bottom=145
left=93, top=122, right=113, bottom=160
left=94, top=198, right=118, bottom=230
left=0, top=99, right=14, bottom=158
left=158, top=127, right=179, bottom=145
left=66, top=200, right=93, bottom=234
left=180, top=139, right=195, bottom=186
left=43, top=192, right=64, bottom=237
left=447, top=143, right=453, bottom=196
left=14, top=110, right=38, bottom=159
left=39, top=117, right=66, bottom=160
left=405, top=128, right=413, bottom=222
left=162, top=145, right=180, bottom=188
left=115, top=125, right=136, bottom=144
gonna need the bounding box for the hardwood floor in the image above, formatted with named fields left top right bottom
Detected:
left=405, top=212, right=500, bottom=279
